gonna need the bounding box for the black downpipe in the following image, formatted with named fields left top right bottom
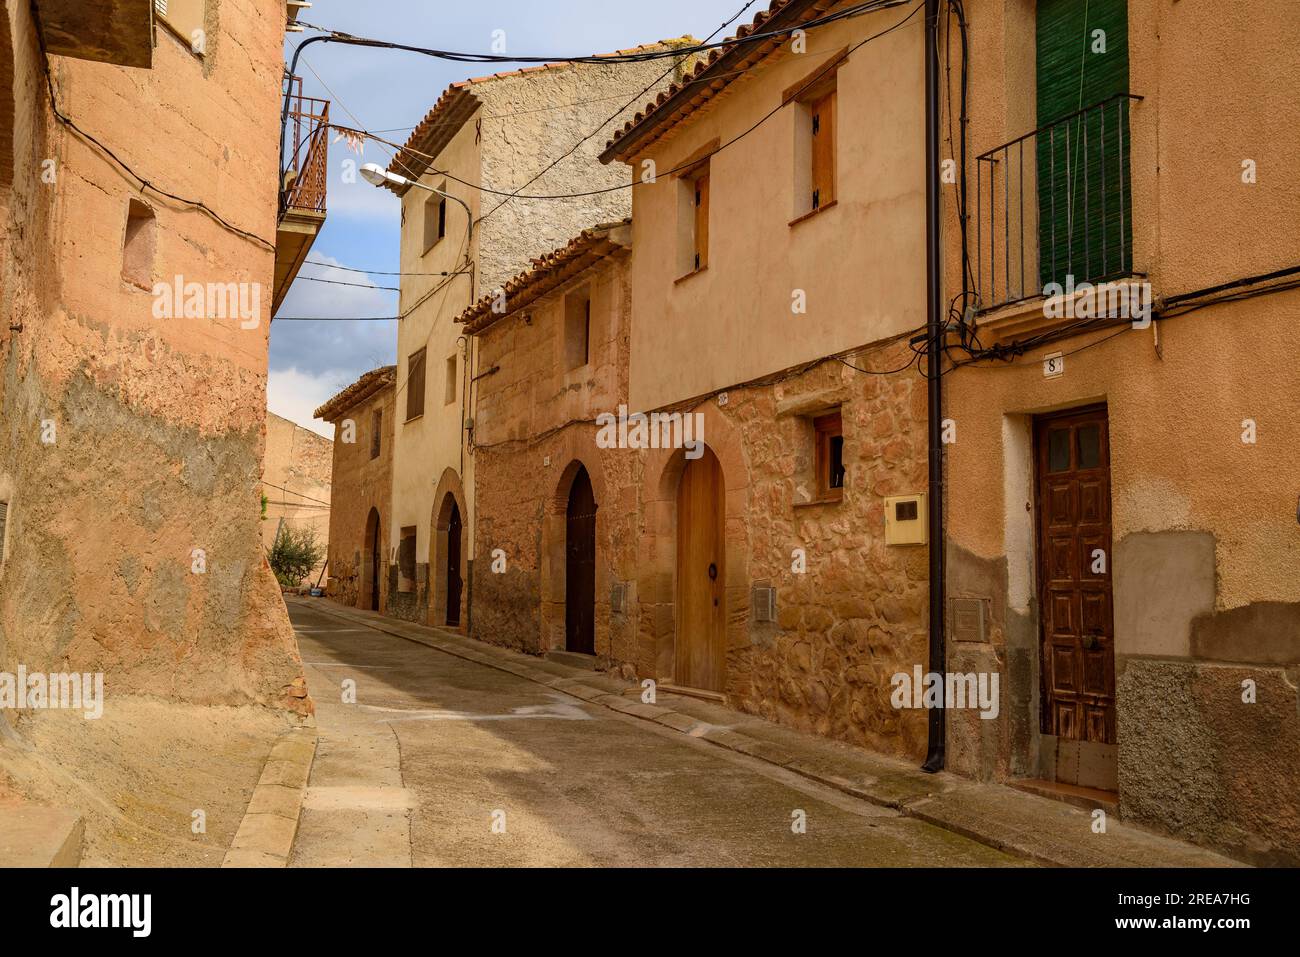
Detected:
left=922, top=0, right=946, bottom=774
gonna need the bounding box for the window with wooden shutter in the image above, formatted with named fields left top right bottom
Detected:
left=810, top=89, right=837, bottom=211
left=406, top=348, right=426, bottom=421
left=0, top=500, right=8, bottom=563
left=814, top=412, right=845, bottom=502
left=156, top=0, right=206, bottom=54
left=692, top=169, right=710, bottom=271
left=1036, top=0, right=1130, bottom=289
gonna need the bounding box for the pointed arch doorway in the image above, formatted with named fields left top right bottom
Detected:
left=363, top=507, right=381, bottom=611
left=565, top=465, right=597, bottom=655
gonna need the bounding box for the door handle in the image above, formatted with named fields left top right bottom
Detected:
left=1082, top=634, right=1099, bottom=650
left=708, top=563, right=718, bottom=581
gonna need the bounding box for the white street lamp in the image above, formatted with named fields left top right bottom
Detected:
left=359, top=163, right=473, bottom=248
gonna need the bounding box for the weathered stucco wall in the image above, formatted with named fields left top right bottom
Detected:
left=262, top=412, right=332, bottom=587
left=0, top=0, right=309, bottom=714
left=622, top=3, right=925, bottom=412
left=941, top=0, right=1300, bottom=862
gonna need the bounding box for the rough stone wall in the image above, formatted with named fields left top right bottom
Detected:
left=262, top=412, right=333, bottom=587
left=0, top=0, right=308, bottom=714
left=470, top=248, right=639, bottom=662
left=473, top=44, right=695, bottom=299
left=321, top=383, right=394, bottom=610
left=469, top=238, right=931, bottom=755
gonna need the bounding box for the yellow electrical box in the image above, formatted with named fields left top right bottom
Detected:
left=884, top=494, right=927, bottom=545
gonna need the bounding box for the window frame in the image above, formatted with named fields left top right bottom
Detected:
left=405, top=347, right=427, bottom=422
left=814, top=411, right=845, bottom=503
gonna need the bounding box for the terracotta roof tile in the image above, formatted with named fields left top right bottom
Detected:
left=600, top=0, right=828, bottom=163
left=314, top=366, right=397, bottom=422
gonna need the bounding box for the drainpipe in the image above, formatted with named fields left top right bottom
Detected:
left=921, top=0, right=946, bottom=774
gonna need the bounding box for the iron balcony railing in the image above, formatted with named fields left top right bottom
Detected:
left=975, top=93, right=1143, bottom=311
left=281, top=74, right=330, bottom=216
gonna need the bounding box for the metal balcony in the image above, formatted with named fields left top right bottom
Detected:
left=974, top=93, right=1143, bottom=312
left=274, top=75, right=330, bottom=314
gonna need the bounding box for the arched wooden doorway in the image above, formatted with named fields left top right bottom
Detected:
left=445, top=498, right=463, bottom=627
left=565, top=465, right=597, bottom=655
left=362, top=507, right=381, bottom=611
left=675, top=446, right=726, bottom=691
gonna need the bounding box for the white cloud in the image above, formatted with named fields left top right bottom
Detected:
left=267, top=366, right=354, bottom=440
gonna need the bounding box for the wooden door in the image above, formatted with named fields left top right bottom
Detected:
left=370, top=513, right=381, bottom=611
left=446, top=501, right=462, bottom=627
left=1035, top=405, right=1115, bottom=744
left=565, top=466, right=597, bottom=655
left=675, top=448, right=726, bottom=691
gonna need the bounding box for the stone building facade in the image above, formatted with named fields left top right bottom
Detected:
left=461, top=223, right=639, bottom=665
left=939, top=0, right=1300, bottom=863
left=0, top=0, right=310, bottom=716
left=379, top=42, right=695, bottom=629
left=262, top=412, right=333, bottom=588
left=315, top=366, right=395, bottom=613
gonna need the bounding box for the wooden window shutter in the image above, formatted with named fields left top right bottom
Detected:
left=693, top=171, right=710, bottom=270
left=0, top=500, right=8, bottom=562
left=406, top=348, right=426, bottom=420
left=811, top=90, right=837, bottom=210
left=1036, top=0, right=1131, bottom=288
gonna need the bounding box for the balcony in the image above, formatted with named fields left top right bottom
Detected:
left=974, top=94, right=1143, bottom=315
left=273, top=75, right=330, bottom=314
left=35, top=0, right=153, bottom=68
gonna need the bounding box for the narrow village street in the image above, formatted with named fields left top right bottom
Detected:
left=287, top=600, right=1021, bottom=867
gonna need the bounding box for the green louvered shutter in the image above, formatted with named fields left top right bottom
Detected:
left=1037, top=0, right=1131, bottom=291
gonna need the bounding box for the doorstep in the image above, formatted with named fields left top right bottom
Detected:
left=1011, top=778, right=1119, bottom=817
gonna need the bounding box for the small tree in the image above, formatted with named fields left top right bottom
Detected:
left=268, top=524, right=325, bottom=589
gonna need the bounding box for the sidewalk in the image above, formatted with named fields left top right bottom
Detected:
left=290, top=597, right=1241, bottom=868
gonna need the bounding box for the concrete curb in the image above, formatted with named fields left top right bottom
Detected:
left=221, top=726, right=317, bottom=868
left=292, top=598, right=1240, bottom=868
left=0, top=806, right=84, bottom=868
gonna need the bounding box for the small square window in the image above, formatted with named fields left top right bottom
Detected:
left=814, top=411, right=845, bottom=501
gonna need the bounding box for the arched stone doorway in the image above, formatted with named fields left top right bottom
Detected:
left=362, top=507, right=382, bottom=611
left=639, top=401, right=751, bottom=691
left=430, top=468, right=469, bottom=629
left=675, top=446, right=726, bottom=691
left=541, top=453, right=608, bottom=654
left=564, top=464, right=597, bottom=654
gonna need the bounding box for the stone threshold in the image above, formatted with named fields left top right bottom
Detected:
left=290, top=598, right=1242, bottom=869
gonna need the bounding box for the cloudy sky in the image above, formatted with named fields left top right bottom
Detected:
left=271, top=0, right=757, bottom=437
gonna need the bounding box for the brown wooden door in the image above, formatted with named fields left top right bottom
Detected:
left=675, top=447, right=726, bottom=691
left=1035, top=405, right=1115, bottom=744
left=370, top=513, right=381, bottom=611
left=446, top=501, right=462, bottom=627
left=565, top=466, right=597, bottom=655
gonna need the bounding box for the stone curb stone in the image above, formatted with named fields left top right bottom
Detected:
left=221, top=726, right=317, bottom=868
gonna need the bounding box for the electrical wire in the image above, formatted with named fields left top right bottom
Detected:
left=30, top=16, right=275, bottom=251
left=477, top=0, right=760, bottom=226
left=336, top=1, right=925, bottom=204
